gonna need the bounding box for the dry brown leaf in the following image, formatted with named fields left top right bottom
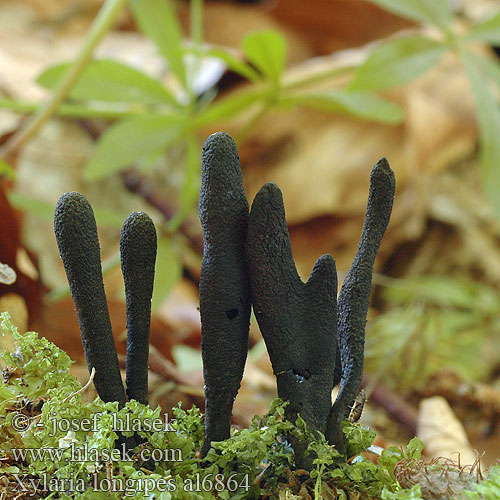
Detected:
left=269, top=0, right=413, bottom=55
left=417, top=395, right=478, bottom=466
left=0, top=292, right=27, bottom=335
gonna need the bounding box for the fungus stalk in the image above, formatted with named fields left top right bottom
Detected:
left=54, top=192, right=126, bottom=405
left=326, top=158, right=395, bottom=451
left=199, top=132, right=251, bottom=456
left=120, top=212, right=157, bottom=404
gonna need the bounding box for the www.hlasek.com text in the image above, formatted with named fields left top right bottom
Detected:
left=12, top=442, right=183, bottom=463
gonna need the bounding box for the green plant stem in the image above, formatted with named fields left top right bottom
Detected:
left=186, top=0, right=204, bottom=105
left=2, top=0, right=128, bottom=161
left=283, top=65, right=356, bottom=91
left=190, top=0, right=203, bottom=48
left=0, top=64, right=356, bottom=133
left=235, top=102, right=271, bottom=143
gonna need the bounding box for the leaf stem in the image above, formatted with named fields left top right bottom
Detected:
left=283, top=64, right=356, bottom=91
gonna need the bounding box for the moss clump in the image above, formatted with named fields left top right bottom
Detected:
left=1, top=312, right=496, bottom=500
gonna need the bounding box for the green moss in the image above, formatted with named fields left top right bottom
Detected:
left=0, top=312, right=495, bottom=500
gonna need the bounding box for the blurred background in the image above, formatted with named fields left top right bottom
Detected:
left=2, top=0, right=500, bottom=467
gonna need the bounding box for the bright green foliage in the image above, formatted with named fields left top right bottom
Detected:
left=349, top=35, right=446, bottom=91
left=7, top=190, right=124, bottom=228
left=151, top=237, right=183, bottom=311
left=1, top=312, right=498, bottom=499
left=342, top=422, right=377, bottom=457
left=203, top=48, right=260, bottom=82
left=37, top=59, right=178, bottom=106
left=85, top=114, right=184, bottom=181
left=382, top=485, right=423, bottom=500
left=2, top=0, right=500, bottom=220
left=242, top=31, right=287, bottom=87
left=378, top=437, right=424, bottom=475
left=366, top=275, right=500, bottom=389
left=365, top=0, right=453, bottom=32
left=129, top=0, right=186, bottom=86
left=461, top=52, right=500, bottom=217
left=289, top=90, right=404, bottom=124
left=465, top=10, right=500, bottom=44
left=0, top=312, right=79, bottom=396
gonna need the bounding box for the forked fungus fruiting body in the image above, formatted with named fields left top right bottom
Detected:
left=247, top=182, right=338, bottom=466
left=199, top=132, right=251, bottom=456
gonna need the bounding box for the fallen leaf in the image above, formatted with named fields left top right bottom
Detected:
left=417, top=395, right=478, bottom=466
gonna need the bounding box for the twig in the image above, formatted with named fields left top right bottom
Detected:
left=368, top=380, right=418, bottom=435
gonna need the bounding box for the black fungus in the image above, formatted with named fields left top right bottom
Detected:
left=54, top=192, right=126, bottom=405
left=326, top=158, right=395, bottom=452
left=247, top=182, right=338, bottom=466
left=120, top=212, right=157, bottom=404
left=199, top=132, right=251, bottom=456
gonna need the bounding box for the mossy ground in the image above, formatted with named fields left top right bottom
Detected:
left=0, top=312, right=498, bottom=500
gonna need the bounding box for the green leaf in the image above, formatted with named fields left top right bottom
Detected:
left=382, top=275, right=481, bottom=308
left=190, top=0, right=203, bottom=48
left=205, top=47, right=261, bottom=82
left=7, top=192, right=56, bottom=221
left=85, top=114, right=183, bottom=180
left=471, top=54, right=500, bottom=88
left=7, top=191, right=124, bottom=227
left=92, top=207, right=127, bottom=229
left=194, top=88, right=268, bottom=126
left=152, top=237, right=182, bottom=311
left=365, top=0, right=452, bottom=31
left=349, top=35, right=445, bottom=91
left=172, top=345, right=203, bottom=372
left=0, top=157, right=16, bottom=180
left=465, top=10, right=500, bottom=45
left=242, top=30, right=287, bottom=85
left=464, top=465, right=500, bottom=500
left=462, top=52, right=500, bottom=216
left=130, top=0, right=186, bottom=86
left=37, top=59, right=177, bottom=105
left=405, top=437, right=424, bottom=459
left=381, top=485, right=423, bottom=500
left=290, top=90, right=404, bottom=124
